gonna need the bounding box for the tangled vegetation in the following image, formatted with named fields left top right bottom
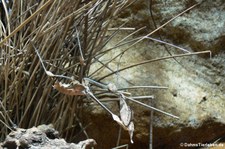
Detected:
left=0, top=0, right=210, bottom=148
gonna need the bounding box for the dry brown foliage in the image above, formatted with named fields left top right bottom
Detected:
left=0, top=0, right=136, bottom=141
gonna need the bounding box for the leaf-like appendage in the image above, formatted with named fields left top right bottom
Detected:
left=119, top=96, right=134, bottom=143
left=128, top=121, right=134, bottom=144
left=120, top=98, right=133, bottom=126
left=107, top=83, right=117, bottom=92
left=46, top=71, right=55, bottom=77
left=112, top=114, right=126, bottom=129
left=53, top=82, right=85, bottom=96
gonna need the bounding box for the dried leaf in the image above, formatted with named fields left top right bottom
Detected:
left=53, top=82, right=85, bottom=96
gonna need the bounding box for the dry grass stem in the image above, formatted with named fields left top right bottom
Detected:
left=0, top=0, right=136, bottom=141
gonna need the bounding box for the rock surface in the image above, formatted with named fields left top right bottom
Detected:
left=0, top=125, right=96, bottom=149
left=85, top=0, right=225, bottom=148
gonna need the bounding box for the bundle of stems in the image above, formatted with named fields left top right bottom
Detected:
left=0, top=0, right=135, bottom=141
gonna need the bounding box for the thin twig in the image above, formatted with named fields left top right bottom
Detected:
left=31, top=42, right=72, bottom=80
left=131, top=96, right=154, bottom=99
left=74, top=114, right=89, bottom=139
left=0, top=0, right=54, bottom=46
left=96, top=3, right=199, bottom=81
left=149, top=109, right=153, bottom=149
left=0, top=101, right=15, bottom=128
left=102, top=26, right=146, bottom=56
left=112, top=144, right=129, bottom=149
left=75, top=26, right=84, bottom=61
left=108, top=27, right=135, bottom=31
left=125, top=96, right=179, bottom=119
left=0, top=119, right=12, bottom=131
left=98, top=51, right=211, bottom=81
left=144, top=36, right=191, bottom=53
left=147, top=0, right=186, bottom=68
left=116, top=126, right=122, bottom=146
left=84, top=77, right=107, bottom=89
left=85, top=87, right=114, bottom=115
left=91, top=57, right=135, bottom=85
left=119, top=86, right=168, bottom=90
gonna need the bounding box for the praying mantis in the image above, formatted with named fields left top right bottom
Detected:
left=31, top=42, right=179, bottom=143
